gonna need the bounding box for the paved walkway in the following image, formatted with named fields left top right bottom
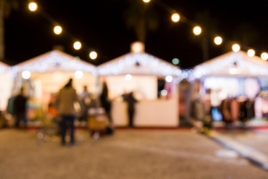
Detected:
left=0, top=128, right=267, bottom=179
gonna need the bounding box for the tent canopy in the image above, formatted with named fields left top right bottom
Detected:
left=0, top=61, right=10, bottom=73
left=97, top=52, right=181, bottom=77
left=190, top=51, right=268, bottom=80
left=13, top=49, right=97, bottom=75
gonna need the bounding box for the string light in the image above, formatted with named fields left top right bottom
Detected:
left=12, top=50, right=97, bottom=75
left=171, top=13, right=180, bottom=23
left=73, top=41, right=82, bottom=50
left=247, top=49, right=255, bottom=57
left=53, top=25, right=62, bottom=35
left=193, top=26, right=202, bottom=35
left=89, top=51, right=98, bottom=60
left=261, top=52, right=268, bottom=61
left=28, top=2, right=38, bottom=12
left=143, top=0, right=151, bottom=3
left=98, top=53, right=181, bottom=76
left=232, top=44, right=240, bottom=52
left=214, top=36, right=222, bottom=45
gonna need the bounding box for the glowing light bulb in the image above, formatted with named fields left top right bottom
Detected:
left=125, top=74, right=132, bottom=81
left=22, top=71, right=31, bottom=79
left=73, top=41, right=82, bottom=50
left=232, top=44, right=240, bottom=52
left=261, top=52, right=268, bottom=61
left=214, top=36, right=222, bottom=45
left=75, top=71, right=83, bottom=79
left=165, top=75, right=173, bottom=82
left=54, top=25, right=62, bottom=35
left=193, top=26, right=202, bottom=35
left=247, top=49, right=255, bottom=57
left=171, top=13, right=180, bottom=22
left=28, top=2, right=38, bottom=11
left=89, top=51, right=97, bottom=60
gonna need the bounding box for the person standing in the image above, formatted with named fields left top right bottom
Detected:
left=56, top=78, right=79, bottom=146
left=13, top=87, right=28, bottom=128
left=123, top=91, right=138, bottom=128
left=79, top=85, right=94, bottom=122
left=100, top=80, right=112, bottom=123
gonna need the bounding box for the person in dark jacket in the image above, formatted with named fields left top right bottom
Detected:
left=100, top=81, right=112, bottom=123
left=13, top=87, right=28, bottom=128
left=123, top=91, right=138, bottom=128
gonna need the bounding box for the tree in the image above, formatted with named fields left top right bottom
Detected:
left=193, top=10, right=219, bottom=62
left=0, top=0, right=18, bottom=61
left=123, top=0, right=159, bottom=43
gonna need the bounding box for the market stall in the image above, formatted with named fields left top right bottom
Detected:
left=0, top=62, right=13, bottom=112
left=189, top=51, right=268, bottom=121
left=13, top=49, right=97, bottom=121
left=97, top=42, right=181, bottom=127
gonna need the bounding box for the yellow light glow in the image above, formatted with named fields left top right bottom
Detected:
left=143, top=0, right=151, bottom=3
left=247, top=49, right=255, bottom=57
left=73, top=41, right=82, bottom=50
left=193, top=26, right=202, bottom=35
left=232, top=44, right=240, bottom=52
left=75, top=71, right=83, bottom=79
left=261, top=52, right=268, bottom=61
left=89, top=51, right=97, bottom=60
left=54, top=25, right=62, bottom=35
left=131, top=42, right=144, bottom=53
left=22, top=71, right=31, bottom=79
left=125, top=74, right=132, bottom=81
left=28, top=2, right=38, bottom=11
left=171, top=13, right=180, bottom=23
left=214, top=36, right=222, bottom=45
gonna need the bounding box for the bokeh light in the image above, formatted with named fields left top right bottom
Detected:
left=172, top=58, right=180, bottom=65
left=125, top=74, right=132, bottom=81
left=22, top=71, right=31, bottom=79
left=261, top=52, right=268, bottom=61
left=193, top=26, right=202, bottom=35
left=89, top=51, right=97, bottom=60
left=73, top=41, right=82, bottom=50
left=247, top=49, right=255, bottom=57
left=171, top=13, right=180, bottom=22
left=165, top=75, right=173, bottom=82
left=53, top=25, right=62, bottom=35
left=214, top=36, right=222, bottom=45
left=28, top=2, right=38, bottom=12
left=232, top=44, right=240, bottom=52
left=75, top=71, right=83, bottom=79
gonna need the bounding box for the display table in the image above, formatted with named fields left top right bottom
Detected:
left=112, top=99, right=179, bottom=127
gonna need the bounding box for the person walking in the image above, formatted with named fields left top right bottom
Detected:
left=56, top=78, right=79, bottom=146
left=13, top=87, right=28, bottom=128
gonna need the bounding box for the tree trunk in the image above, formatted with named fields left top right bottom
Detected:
left=0, top=1, right=4, bottom=61
left=201, top=34, right=209, bottom=62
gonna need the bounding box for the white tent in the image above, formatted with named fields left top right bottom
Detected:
left=190, top=51, right=268, bottom=80
left=13, top=50, right=97, bottom=112
left=13, top=49, right=97, bottom=94
left=0, top=62, right=13, bottom=111
left=97, top=42, right=180, bottom=127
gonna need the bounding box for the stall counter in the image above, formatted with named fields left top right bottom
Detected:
left=112, top=99, right=179, bottom=127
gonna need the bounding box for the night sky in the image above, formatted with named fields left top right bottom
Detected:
left=4, top=0, right=268, bottom=69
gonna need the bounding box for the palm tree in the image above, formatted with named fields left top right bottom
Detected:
left=193, top=10, right=219, bottom=61
left=123, top=0, right=159, bottom=43
left=0, top=0, right=18, bottom=61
